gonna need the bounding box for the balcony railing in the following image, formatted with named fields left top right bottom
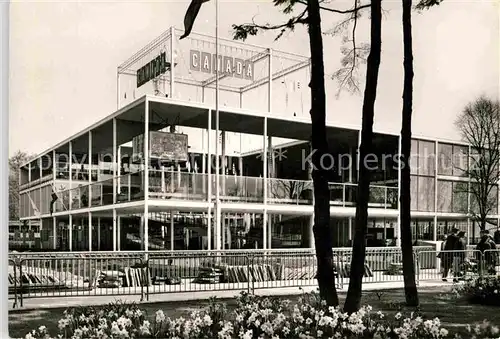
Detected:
left=51, top=170, right=399, bottom=212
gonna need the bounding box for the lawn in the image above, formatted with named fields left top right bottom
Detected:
left=9, top=286, right=500, bottom=338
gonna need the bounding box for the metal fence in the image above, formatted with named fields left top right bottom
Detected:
left=15, top=246, right=499, bottom=309
left=416, top=249, right=500, bottom=284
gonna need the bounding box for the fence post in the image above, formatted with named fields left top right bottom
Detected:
left=414, top=251, right=420, bottom=286
left=19, top=258, right=24, bottom=308
left=140, top=254, right=148, bottom=302
left=479, top=251, right=484, bottom=278
left=246, top=255, right=251, bottom=294
left=251, top=253, right=255, bottom=294
left=11, top=259, right=18, bottom=309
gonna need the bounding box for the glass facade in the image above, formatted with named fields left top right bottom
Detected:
left=410, top=139, right=436, bottom=212
left=18, top=133, right=500, bottom=250
left=438, top=143, right=468, bottom=176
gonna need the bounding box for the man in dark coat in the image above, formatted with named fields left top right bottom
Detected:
left=452, top=231, right=467, bottom=282
left=442, top=227, right=459, bottom=281
left=494, top=228, right=500, bottom=244
left=476, top=230, right=498, bottom=275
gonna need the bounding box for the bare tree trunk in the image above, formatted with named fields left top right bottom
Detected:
left=400, top=0, right=419, bottom=307
left=344, top=0, right=382, bottom=313
left=307, top=0, right=339, bottom=306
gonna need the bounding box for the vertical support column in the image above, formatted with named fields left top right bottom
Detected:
left=117, top=146, right=122, bottom=194
left=264, top=48, right=272, bottom=249
left=52, top=150, right=56, bottom=181
left=69, top=141, right=72, bottom=210
left=202, top=129, right=206, bottom=194
left=144, top=99, right=150, bottom=252
left=52, top=216, right=57, bottom=249
left=221, top=213, right=225, bottom=249
left=170, top=211, right=175, bottom=251
left=116, top=70, right=120, bottom=109
left=268, top=136, right=274, bottom=249
left=68, top=215, right=73, bottom=252
left=239, top=156, right=243, bottom=177
left=139, top=216, right=144, bottom=250
left=215, top=101, right=221, bottom=250
left=170, top=26, right=175, bottom=98
left=113, top=118, right=117, bottom=204
left=97, top=217, right=101, bottom=250
left=88, top=131, right=92, bottom=209
left=468, top=145, right=472, bottom=245
left=433, top=141, right=438, bottom=241
left=207, top=109, right=212, bottom=250
left=117, top=216, right=121, bottom=251
left=113, top=209, right=117, bottom=251
left=28, top=163, right=31, bottom=182
left=88, top=212, right=92, bottom=251
left=263, top=117, right=268, bottom=249
left=396, top=134, right=402, bottom=247
left=221, top=131, right=226, bottom=196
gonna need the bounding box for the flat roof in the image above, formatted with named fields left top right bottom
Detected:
left=22, top=94, right=470, bottom=167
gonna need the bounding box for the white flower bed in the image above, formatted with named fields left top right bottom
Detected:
left=24, top=292, right=500, bottom=339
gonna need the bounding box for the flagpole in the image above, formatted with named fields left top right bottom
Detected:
left=214, top=0, right=221, bottom=251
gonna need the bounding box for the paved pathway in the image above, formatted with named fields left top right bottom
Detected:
left=9, top=280, right=453, bottom=312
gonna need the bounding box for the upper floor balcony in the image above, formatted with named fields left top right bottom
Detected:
left=52, top=170, right=398, bottom=213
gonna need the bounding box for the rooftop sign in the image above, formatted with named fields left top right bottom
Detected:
left=136, top=52, right=168, bottom=88
left=189, top=49, right=254, bottom=81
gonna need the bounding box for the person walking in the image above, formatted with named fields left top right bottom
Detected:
left=476, top=230, right=498, bottom=275
left=442, top=227, right=459, bottom=281
left=452, top=231, right=467, bottom=282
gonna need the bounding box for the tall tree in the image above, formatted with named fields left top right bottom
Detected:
left=399, top=0, right=419, bottom=307
left=343, top=0, right=382, bottom=313
left=180, top=0, right=369, bottom=306
left=9, top=151, right=31, bottom=220
left=455, top=97, right=500, bottom=231
left=305, top=0, right=339, bottom=306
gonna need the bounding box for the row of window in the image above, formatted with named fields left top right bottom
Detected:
left=410, top=140, right=469, bottom=177
left=409, top=175, right=498, bottom=213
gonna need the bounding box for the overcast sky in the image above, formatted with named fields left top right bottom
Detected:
left=9, top=0, right=499, bottom=156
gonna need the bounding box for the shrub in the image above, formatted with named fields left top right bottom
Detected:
left=454, top=276, right=500, bottom=306
left=24, top=291, right=499, bottom=339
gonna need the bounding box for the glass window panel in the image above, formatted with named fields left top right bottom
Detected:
left=418, top=220, right=434, bottom=240
left=410, top=139, right=418, bottom=175
left=418, top=141, right=435, bottom=176
left=452, top=145, right=468, bottom=177
left=470, top=148, right=480, bottom=175
left=410, top=175, right=418, bottom=211
left=28, top=191, right=34, bottom=216
left=452, top=182, right=468, bottom=213
left=417, top=176, right=435, bottom=211
left=437, top=180, right=452, bottom=212
left=438, top=143, right=453, bottom=176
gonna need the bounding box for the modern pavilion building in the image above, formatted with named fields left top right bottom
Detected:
left=16, top=27, right=497, bottom=252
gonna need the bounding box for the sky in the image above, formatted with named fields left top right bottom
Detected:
left=8, top=0, right=499, bottom=157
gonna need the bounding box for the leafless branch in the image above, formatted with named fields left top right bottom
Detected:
left=455, top=96, right=500, bottom=228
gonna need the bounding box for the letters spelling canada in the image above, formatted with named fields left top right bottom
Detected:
left=189, top=49, right=254, bottom=80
